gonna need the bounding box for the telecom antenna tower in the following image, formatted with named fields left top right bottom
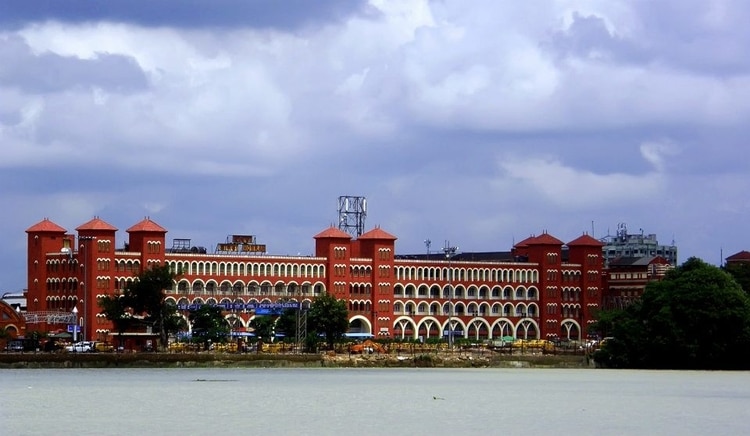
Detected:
left=338, top=195, right=367, bottom=237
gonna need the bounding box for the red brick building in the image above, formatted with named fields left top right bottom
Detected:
left=25, top=217, right=605, bottom=343
left=1, top=300, right=26, bottom=344
left=725, top=250, right=750, bottom=265
left=601, top=256, right=672, bottom=310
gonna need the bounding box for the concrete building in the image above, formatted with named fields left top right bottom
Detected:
left=601, top=223, right=678, bottom=267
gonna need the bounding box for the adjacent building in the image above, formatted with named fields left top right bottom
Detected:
left=725, top=250, right=750, bottom=265
left=601, top=223, right=678, bottom=267
left=601, top=256, right=672, bottom=309
left=0, top=300, right=26, bottom=340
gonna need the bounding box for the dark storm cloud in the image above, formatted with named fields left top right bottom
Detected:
left=0, top=0, right=370, bottom=30
left=0, top=36, right=148, bottom=93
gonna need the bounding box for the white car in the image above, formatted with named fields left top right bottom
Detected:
left=65, top=341, right=94, bottom=353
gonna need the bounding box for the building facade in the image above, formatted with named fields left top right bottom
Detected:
left=601, top=256, right=672, bottom=310
left=601, top=223, right=678, bottom=266
left=25, top=217, right=605, bottom=343
left=1, top=300, right=26, bottom=341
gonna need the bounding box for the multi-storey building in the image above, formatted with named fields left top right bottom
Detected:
left=601, top=223, right=678, bottom=266
left=601, top=256, right=672, bottom=309
left=25, top=217, right=605, bottom=344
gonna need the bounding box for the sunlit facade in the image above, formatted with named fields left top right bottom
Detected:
left=25, top=217, right=605, bottom=343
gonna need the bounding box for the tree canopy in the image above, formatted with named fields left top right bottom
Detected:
left=723, top=261, right=750, bottom=296
left=189, top=305, right=230, bottom=349
left=274, top=307, right=299, bottom=341
left=98, top=293, right=132, bottom=348
left=249, top=315, right=276, bottom=343
left=98, top=265, right=184, bottom=351
left=307, top=292, right=349, bottom=350
left=594, top=257, right=750, bottom=369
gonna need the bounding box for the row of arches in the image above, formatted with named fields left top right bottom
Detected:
left=352, top=315, right=584, bottom=341
left=170, top=279, right=326, bottom=298
left=167, top=260, right=327, bottom=279
left=394, top=283, right=542, bottom=300
left=166, top=296, right=313, bottom=309
left=395, top=266, right=540, bottom=283
left=45, top=295, right=78, bottom=311
left=393, top=301, right=541, bottom=318
left=45, top=277, right=79, bottom=293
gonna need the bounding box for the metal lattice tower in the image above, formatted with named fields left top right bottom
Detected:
left=337, top=196, right=367, bottom=237
left=296, top=308, right=307, bottom=354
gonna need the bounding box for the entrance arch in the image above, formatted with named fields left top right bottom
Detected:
left=347, top=316, right=373, bottom=337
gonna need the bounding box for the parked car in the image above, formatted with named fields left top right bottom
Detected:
left=93, top=342, right=114, bottom=352
left=65, top=341, right=94, bottom=352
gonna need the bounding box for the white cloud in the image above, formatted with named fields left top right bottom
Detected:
left=497, top=155, right=665, bottom=208
left=3, top=0, right=750, bottom=289
left=640, top=140, right=679, bottom=172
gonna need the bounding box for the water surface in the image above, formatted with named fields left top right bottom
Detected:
left=1, top=368, right=747, bottom=435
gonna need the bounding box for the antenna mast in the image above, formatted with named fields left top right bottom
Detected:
left=337, top=196, right=367, bottom=237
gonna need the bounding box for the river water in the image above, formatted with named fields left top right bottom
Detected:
left=1, top=367, right=748, bottom=435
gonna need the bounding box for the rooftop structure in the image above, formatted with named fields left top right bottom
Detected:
left=600, top=223, right=677, bottom=267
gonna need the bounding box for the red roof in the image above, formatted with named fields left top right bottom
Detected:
left=527, top=232, right=564, bottom=246
left=726, top=250, right=750, bottom=262
left=567, top=233, right=604, bottom=247
left=313, top=227, right=352, bottom=240
left=26, top=218, right=66, bottom=233
left=127, top=217, right=167, bottom=233
left=359, top=226, right=397, bottom=241
left=76, top=217, right=118, bottom=232
left=514, top=235, right=536, bottom=248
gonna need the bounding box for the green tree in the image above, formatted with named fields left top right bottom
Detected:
left=724, top=262, right=750, bottom=296
left=308, top=292, right=349, bottom=350
left=189, top=306, right=230, bottom=350
left=121, top=265, right=183, bottom=351
left=275, top=308, right=299, bottom=341
left=249, top=315, right=276, bottom=343
left=98, top=295, right=132, bottom=349
left=594, top=257, right=750, bottom=369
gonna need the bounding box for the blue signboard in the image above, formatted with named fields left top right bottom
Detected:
left=442, top=330, right=463, bottom=336
left=67, top=324, right=81, bottom=333
left=177, top=302, right=301, bottom=312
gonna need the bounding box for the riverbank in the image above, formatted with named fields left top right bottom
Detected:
left=329, top=352, right=589, bottom=368
left=0, top=351, right=590, bottom=369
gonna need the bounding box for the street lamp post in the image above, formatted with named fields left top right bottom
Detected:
left=443, top=242, right=458, bottom=350
left=72, top=306, right=78, bottom=343
left=81, top=299, right=85, bottom=342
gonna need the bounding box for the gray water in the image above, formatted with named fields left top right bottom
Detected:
left=1, top=368, right=748, bottom=436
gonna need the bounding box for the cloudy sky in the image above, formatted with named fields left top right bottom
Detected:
left=2, top=0, right=749, bottom=291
